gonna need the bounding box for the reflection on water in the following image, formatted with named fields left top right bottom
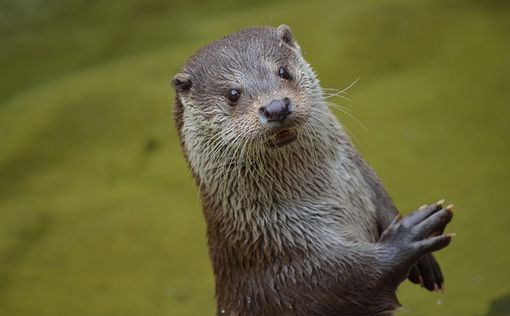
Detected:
left=486, top=293, right=510, bottom=316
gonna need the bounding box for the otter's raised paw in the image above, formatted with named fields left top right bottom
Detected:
left=379, top=202, right=454, bottom=265
left=408, top=253, right=445, bottom=292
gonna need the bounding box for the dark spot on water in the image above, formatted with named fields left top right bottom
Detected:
left=174, top=292, right=189, bottom=303
left=486, top=292, right=510, bottom=316
left=143, top=138, right=160, bottom=154
left=129, top=137, right=161, bottom=171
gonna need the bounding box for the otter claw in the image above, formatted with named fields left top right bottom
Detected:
left=408, top=253, right=446, bottom=292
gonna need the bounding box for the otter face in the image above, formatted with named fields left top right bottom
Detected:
left=172, top=25, right=325, bottom=152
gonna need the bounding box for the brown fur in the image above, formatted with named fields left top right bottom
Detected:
left=171, top=25, right=453, bottom=316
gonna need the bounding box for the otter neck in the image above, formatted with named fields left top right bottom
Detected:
left=194, top=112, right=369, bottom=267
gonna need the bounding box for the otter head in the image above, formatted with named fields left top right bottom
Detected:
left=172, top=25, right=336, bottom=193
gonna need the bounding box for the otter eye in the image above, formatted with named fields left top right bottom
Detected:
left=278, top=66, right=292, bottom=80
left=226, top=89, right=241, bottom=104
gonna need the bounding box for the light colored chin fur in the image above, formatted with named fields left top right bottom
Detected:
left=182, top=100, right=379, bottom=245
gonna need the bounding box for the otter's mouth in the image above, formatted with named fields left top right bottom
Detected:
left=269, top=129, right=298, bottom=147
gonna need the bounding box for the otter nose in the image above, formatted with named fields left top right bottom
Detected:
left=259, top=97, right=292, bottom=123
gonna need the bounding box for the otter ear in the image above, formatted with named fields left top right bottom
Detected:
left=277, top=24, right=300, bottom=49
left=171, top=72, right=192, bottom=93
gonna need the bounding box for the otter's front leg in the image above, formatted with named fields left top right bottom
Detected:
left=378, top=202, right=454, bottom=288
left=321, top=203, right=454, bottom=315
left=351, top=153, right=450, bottom=291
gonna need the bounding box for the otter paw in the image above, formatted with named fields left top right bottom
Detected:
left=408, top=253, right=445, bottom=292
left=379, top=201, right=454, bottom=262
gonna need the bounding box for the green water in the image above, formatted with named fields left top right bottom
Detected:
left=0, top=0, right=509, bottom=315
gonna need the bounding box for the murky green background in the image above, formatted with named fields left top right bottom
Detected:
left=1, top=0, right=509, bottom=315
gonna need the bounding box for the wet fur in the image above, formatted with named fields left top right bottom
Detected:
left=172, top=25, right=447, bottom=316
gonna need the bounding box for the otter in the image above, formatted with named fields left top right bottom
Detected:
left=171, top=25, right=454, bottom=316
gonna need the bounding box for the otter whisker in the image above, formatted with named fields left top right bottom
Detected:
left=270, top=145, right=294, bottom=198
left=204, top=129, right=246, bottom=185
left=340, top=121, right=360, bottom=144
left=324, top=101, right=354, bottom=115
left=311, top=107, right=361, bottom=144
left=244, top=140, right=267, bottom=193
left=247, top=146, right=263, bottom=190
left=324, top=77, right=360, bottom=95
left=323, top=92, right=352, bottom=102
left=219, top=133, right=246, bottom=184
left=322, top=78, right=360, bottom=101
left=236, top=135, right=251, bottom=183
left=326, top=101, right=368, bottom=133
left=204, top=133, right=237, bottom=174
left=301, top=122, right=321, bottom=172
left=208, top=129, right=233, bottom=154
left=255, top=142, right=278, bottom=188
left=205, top=128, right=236, bottom=159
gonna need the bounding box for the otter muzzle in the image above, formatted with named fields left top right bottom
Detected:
left=259, top=97, right=292, bottom=123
